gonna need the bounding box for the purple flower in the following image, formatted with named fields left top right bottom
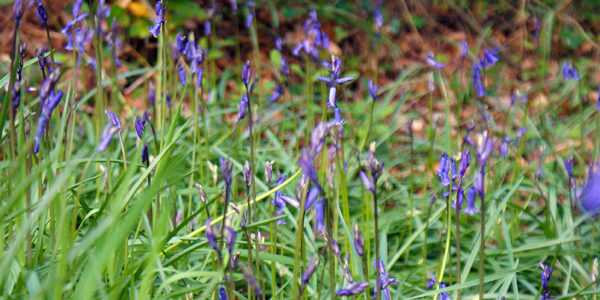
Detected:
left=205, top=219, right=219, bottom=254
left=13, top=0, right=25, bottom=28
left=304, top=186, right=320, bottom=211
left=178, top=66, right=186, bottom=86
left=315, top=199, right=324, bottom=232
left=96, top=124, right=117, bottom=153
left=280, top=56, right=289, bottom=78
left=438, top=282, right=452, bottom=300
left=426, top=272, right=436, bottom=289
left=204, top=21, right=211, bottom=36
left=562, top=61, right=580, bottom=81
left=436, top=153, right=452, bottom=187
left=459, top=148, right=471, bottom=177
left=581, top=170, right=600, bottom=216
left=597, top=85, right=600, bottom=111
left=499, top=136, right=512, bottom=158
left=241, top=265, right=263, bottom=300
left=333, top=106, right=345, bottom=126
left=220, top=156, right=233, bottom=188
left=219, top=286, right=227, bottom=300
left=264, top=161, right=274, bottom=186
left=166, top=92, right=172, bottom=108
left=148, top=86, right=156, bottom=106
left=245, top=13, right=253, bottom=29
left=35, top=0, right=48, bottom=28
left=243, top=161, right=251, bottom=191
left=353, top=225, right=364, bottom=258
left=373, top=258, right=399, bottom=300
left=97, top=0, right=111, bottom=21
left=453, top=187, right=465, bottom=212
left=477, top=137, right=494, bottom=167
left=425, top=52, right=446, bottom=69
left=373, top=2, right=383, bottom=36
left=479, top=47, right=500, bottom=68
left=224, top=225, right=237, bottom=255
left=564, top=156, right=574, bottom=178
left=515, top=127, right=527, bottom=147
left=148, top=1, right=167, bottom=38
left=269, top=84, right=284, bottom=103
left=460, top=40, right=468, bottom=59
left=316, top=56, right=355, bottom=108
left=302, top=255, right=319, bottom=284
left=360, top=171, right=375, bottom=195
left=34, top=89, right=63, bottom=153
left=533, top=17, right=540, bottom=43
left=473, top=64, right=485, bottom=98
left=237, top=94, right=249, bottom=124
left=336, top=282, right=369, bottom=296
left=135, top=117, right=145, bottom=139
left=368, top=79, right=379, bottom=101
left=274, top=38, right=283, bottom=52
left=142, top=142, right=149, bottom=165
left=61, top=0, right=88, bottom=37
left=540, top=262, right=553, bottom=291
left=104, top=109, right=121, bottom=132
left=176, top=34, right=186, bottom=54
left=464, top=187, right=478, bottom=215
left=241, top=60, right=252, bottom=89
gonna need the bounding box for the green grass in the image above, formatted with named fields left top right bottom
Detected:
left=1, top=0, right=600, bottom=299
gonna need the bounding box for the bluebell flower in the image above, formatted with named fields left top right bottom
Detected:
left=459, top=148, right=471, bottom=177
left=302, top=255, right=319, bottom=284
left=360, top=171, right=374, bottom=195
left=426, top=272, right=436, bottom=289
left=61, top=0, right=88, bottom=37
left=224, top=225, right=237, bottom=255
left=564, top=156, right=574, bottom=178
left=176, top=34, right=186, bottom=54
left=166, top=92, right=172, bottom=108
left=333, top=107, right=345, bottom=126
left=135, top=117, right=145, bottom=139
left=562, top=61, right=580, bottom=81
left=220, top=156, right=233, bottom=189
left=453, top=187, right=465, bottom=212
left=237, top=94, right=248, bottom=125
left=304, top=186, right=319, bottom=212
left=597, top=85, right=600, bottom=111
left=35, top=0, right=48, bottom=28
left=309, top=121, right=333, bottom=158
left=245, top=13, right=253, bottom=29
left=425, top=52, right=446, bottom=69
left=34, top=89, right=63, bottom=153
left=477, top=136, right=494, bottom=167
left=581, top=169, right=600, bottom=216
left=353, top=225, right=364, bottom=258
left=104, top=109, right=121, bottom=132
left=373, top=258, right=399, bottom=300
left=316, top=56, right=354, bottom=108
left=243, top=161, right=251, bottom=192
left=541, top=263, right=553, bottom=290
left=241, top=265, right=263, bottom=300
left=13, top=0, right=25, bottom=28
left=269, top=84, right=284, bottom=103
left=336, top=282, right=369, bottom=296
left=479, top=47, right=500, bottom=68
left=178, top=66, right=186, bottom=86
left=280, top=56, right=289, bottom=78
left=473, top=64, right=485, bottom=98
left=204, top=21, right=211, bottom=36
left=438, top=282, right=452, bottom=300
left=464, top=187, right=478, bottom=215
left=460, top=40, right=468, bottom=59
left=368, top=79, right=379, bottom=101
left=515, top=127, right=527, bottom=147
left=96, top=123, right=117, bottom=153
left=148, top=1, right=167, bottom=38
left=373, top=2, right=384, bottom=36
left=241, top=60, right=252, bottom=90
left=219, top=286, right=227, bottom=300
left=148, top=85, right=156, bottom=106
left=205, top=219, right=219, bottom=254
left=315, top=199, right=324, bottom=232
left=142, top=142, right=149, bottom=165
left=437, top=153, right=452, bottom=187
left=533, top=17, right=540, bottom=43
left=499, top=136, right=512, bottom=158
left=274, top=38, right=283, bottom=52
left=264, top=161, right=274, bottom=187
